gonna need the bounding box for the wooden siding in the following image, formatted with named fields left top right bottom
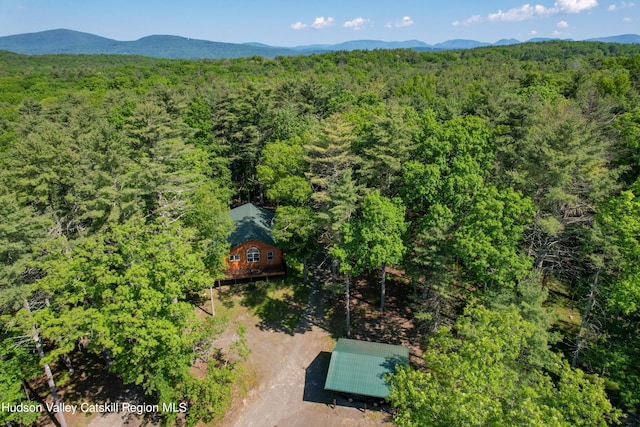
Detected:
left=224, top=239, right=285, bottom=279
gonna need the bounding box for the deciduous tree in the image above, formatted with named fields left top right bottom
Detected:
left=390, top=305, right=620, bottom=427
left=347, top=190, right=406, bottom=311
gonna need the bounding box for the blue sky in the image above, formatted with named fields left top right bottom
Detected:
left=0, top=0, right=637, bottom=46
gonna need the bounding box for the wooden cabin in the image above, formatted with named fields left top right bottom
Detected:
left=224, top=203, right=285, bottom=280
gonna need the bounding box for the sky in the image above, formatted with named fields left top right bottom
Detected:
left=0, top=0, right=638, bottom=46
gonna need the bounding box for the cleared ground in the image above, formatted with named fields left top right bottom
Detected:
left=218, top=266, right=394, bottom=427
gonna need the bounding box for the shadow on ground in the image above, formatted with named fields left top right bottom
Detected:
left=33, top=351, right=157, bottom=427
left=303, top=351, right=332, bottom=405
left=324, top=272, right=424, bottom=366
left=215, top=261, right=334, bottom=337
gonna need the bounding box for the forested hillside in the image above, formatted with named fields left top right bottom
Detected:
left=1, top=41, right=639, bottom=426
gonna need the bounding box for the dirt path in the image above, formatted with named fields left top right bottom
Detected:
left=221, top=267, right=393, bottom=427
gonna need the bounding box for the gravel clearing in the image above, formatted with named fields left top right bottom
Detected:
left=221, top=271, right=394, bottom=427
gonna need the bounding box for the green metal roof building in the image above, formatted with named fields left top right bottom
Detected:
left=324, top=338, right=409, bottom=399
left=227, top=203, right=276, bottom=247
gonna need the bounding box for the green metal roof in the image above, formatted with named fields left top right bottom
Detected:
left=228, top=203, right=276, bottom=247
left=324, top=338, right=409, bottom=399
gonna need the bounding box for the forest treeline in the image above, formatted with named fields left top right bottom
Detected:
left=1, top=40, right=639, bottom=426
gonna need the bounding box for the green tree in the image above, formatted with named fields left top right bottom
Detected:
left=272, top=205, right=319, bottom=283
left=453, top=185, right=534, bottom=287
left=30, top=217, right=216, bottom=415
left=125, top=101, right=201, bottom=220
left=389, top=305, right=620, bottom=427
left=184, top=97, right=232, bottom=187
left=257, top=139, right=311, bottom=206
left=493, top=93, right=615, bottom=281
left=0, top=190, right=53, bottom=309
left=212, top=84, right=275, bottom=198
left=581, top=182, right=640, bottom=411
left=348, top=102, right=418, bottom=195
left=0, top=339, right=40, bottom=426
left=4, top=119, right=113, bottom=238
left=183, top=181, right=233, bottom=276
left=482, top=273, right=560, bottom=370
left=347, top=190, right=406, bottom=311
left=305, top=114, right=361, bottom=281
left=400, top=113, right=504, bottom=320
left=596, top=181, right=640, bottom=314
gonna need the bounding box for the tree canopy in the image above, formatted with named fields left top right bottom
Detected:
left=1, top=40, right=640, bottom=424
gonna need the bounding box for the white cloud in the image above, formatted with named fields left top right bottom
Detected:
left=557, top=20, right=570, bottom=26
left=623, top=16, right=633, bottom=20
left=608, top=1, right=636, bottom=10
left=311, top=16, right=335, bottom=29
left=487, top=4, right=551, bottom=22
left=291, top=21, right=307, bottom=30
left=343, top=17, right=370, bottom=30
left=552, top=29, right=564, bottom=36
left=529, top=29, right=539, bottom=35
left=452, top=14, right=482, bottom=26
left=397, top=16, right=414, bottom=27
left=453, top=0, right=598, bottom=26
left=555, top=0, right=598, bottom=13
left=387, top=16, right=415, bottom=28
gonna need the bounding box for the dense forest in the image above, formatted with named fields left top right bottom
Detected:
left=1, top=41, right=640, bottom=426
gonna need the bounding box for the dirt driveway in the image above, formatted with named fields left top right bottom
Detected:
left=49, top=266, right=395, bottom=427
left=220, top=274, right=394, bottom=427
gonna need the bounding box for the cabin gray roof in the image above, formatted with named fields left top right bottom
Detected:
left=324, top=338, right=409, bottom=399
left=228, top=203, right=276, bottom=248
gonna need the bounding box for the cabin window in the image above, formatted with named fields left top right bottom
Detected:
left=247, top=247, right=260, bottom=262
left=267, top=251, right=274, bottom=261
left=229, top=254, right=240, bottom=262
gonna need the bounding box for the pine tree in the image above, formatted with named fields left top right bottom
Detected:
left=305, top=114, right=362, bottom=280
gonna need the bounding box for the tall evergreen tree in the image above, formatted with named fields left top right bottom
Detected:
left=305, top=114, right=362, bottom=279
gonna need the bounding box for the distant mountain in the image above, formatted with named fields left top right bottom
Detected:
left=114, top=35, right=297, bottom=58
left=242, top=42, right=273, bottom=48
left=493, top=39, right=521, bottom=46
left=289, top=40, right=434, bottom=54
left=0, top=29, right=301, bottom=58
left=527, top=37, right=562, bottom=43
left=587, top=34, right=640, bottom=44
left=1, top=29, right=639, bottom=59
left=433, top=39, right=491, bottom=50
left=0, top=29, right=118, bottom=54
left=322, top=39, right=432, bottom=51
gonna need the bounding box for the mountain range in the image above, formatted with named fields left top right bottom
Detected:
left=1, top=29, right=639, bottom=59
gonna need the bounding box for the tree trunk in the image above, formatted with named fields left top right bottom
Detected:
left=380, top=263, right=387, bottom=312
left=24, top=299, right=68, bottom=427
left=345, top=272, right=351, bottom=338
left=62, top=353, right=74, bottom=374
left=422, top=281, right=429, bottom=300
left=303, top=258, right=309, bottom=284
left=331, top=259, right=337, bottom=285
left=102, top=347, right=112, bottom=369
left=214, top=286, right=216, bottom=317
left=572, top=269, right=599, bottom=368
